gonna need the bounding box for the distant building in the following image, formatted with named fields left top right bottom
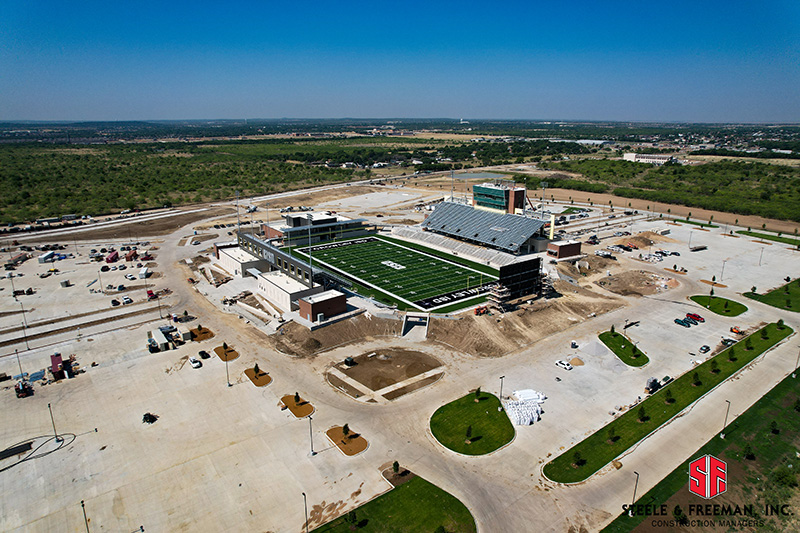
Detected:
left=261, top=212, right=373, bottom=247
left=623, top=153, right=676, bottom=165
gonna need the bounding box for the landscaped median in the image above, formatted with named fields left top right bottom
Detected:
left=543, top=322, right=793, bottom=484
left=746, top=278, right=800, bottom=312
left=689, top=295, right=748, bottom=316
left=430, top=391, right=514, bottom=456
left=599, top=330, right=649, bottom=367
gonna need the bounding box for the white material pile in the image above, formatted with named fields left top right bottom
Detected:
left=506, top=389, right=547, bottom=426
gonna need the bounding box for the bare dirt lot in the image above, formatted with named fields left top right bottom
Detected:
left=594, top=270, right=679, bottom=297
left=334, top=347, right=442, bottom=392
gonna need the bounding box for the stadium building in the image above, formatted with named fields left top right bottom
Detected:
left=261, top=212, right=373, bottom=247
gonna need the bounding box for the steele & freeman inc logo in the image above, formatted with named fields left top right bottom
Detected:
left=689, top=454, right=727, bottom=499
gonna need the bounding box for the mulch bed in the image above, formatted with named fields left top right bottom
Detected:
left=214, top=345, right=239, bottom=361
left=244, top=368, right=272, bottom=387
left=381, top=465, right=416, bottom=488
left=191, top=327, right=215, bottom=341
left=699, top=279, right=728, bottom=288
left=663, top=268, right=687, bottom=275
left=280, top=394, right=314, bottom=418
left=326, top=426, right=368, bottom=456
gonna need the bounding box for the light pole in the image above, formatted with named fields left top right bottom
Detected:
left=15, top=348, right=23, bottom=378
left=225, top=352, right=231, bottom=387
left=308, top=415, right=316, bottom=456
left=48, top=403, right=63, bottom=443
left=759, top=247, right=764, bottom=267
left=20, top=301, right=30, bottom=350
left=302, top=492, right=309, bottom=533
left=793, top=349, right=800, bottom=379
left=721, top=259, right=727, bottom=281
left=81, top=500, right=90, bottom=533
left=9, top=272, right=17, bottom=300
left=97, top=269, right=104, bottom=294
left=499, top=375, right=505, bottom=402
left=721, top=399, right=731, bottom=439
left=688, top=230, right=693, bottom=249
left=630, top=471, right=640, bottom=514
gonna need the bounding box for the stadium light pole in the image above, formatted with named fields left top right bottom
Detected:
left=721, top=399, right=731, bottom=439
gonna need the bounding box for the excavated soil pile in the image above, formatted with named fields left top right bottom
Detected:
left=272, top=314, right=400, bottom=357
left=429, top=283, right=623, bottom=357
left=594, top=270, right=678, bottom=297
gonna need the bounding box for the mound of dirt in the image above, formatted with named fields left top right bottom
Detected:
left=272, top=314, right=401, bottom=357
left=594, top=270, right=677, bottom=297
left=428, top=287, right=623, bottom=357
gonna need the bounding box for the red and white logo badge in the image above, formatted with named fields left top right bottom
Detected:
left=689, top=454, right=727, bottom=499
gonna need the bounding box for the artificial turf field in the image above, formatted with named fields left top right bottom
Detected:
left=296, top=236, right=498, bottom=311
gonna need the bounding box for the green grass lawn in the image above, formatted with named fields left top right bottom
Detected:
left=672, top=218, right=718, bottom=228
left=737, top=229, right=800, bottom=247
left=430, top=392, right=515, bottom=455
left=602, top=365, right=800, bottom=532
left=599, top=331, right=650, bottom=367
left=689, top=295, right=748, bottom=316
left=745, top=278, right=800, bottom=313
left=543, top=322, right=793, bottom=483
left=313, top=476, right=476, bottom=533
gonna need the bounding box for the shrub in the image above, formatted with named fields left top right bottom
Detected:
left=393, top=460, right=399, bottom=474
left=692, top=372, right=701, bottom=386
left=710, top=361, right=719, bottom=374
left=770, top=421, right=779, bottom=434
left=637, top=406, right=648, bottom=423
left=743, top=444, right=755, bottom=460
left=778, top=319, right=785, bottom=329
left=665, top=389, right=675, bottom=404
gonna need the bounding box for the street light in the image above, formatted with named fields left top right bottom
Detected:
left=81, top=500, right=90, bottom=533
left=48, top=403, right=63, bottom=443
left=720, top=259, right=727, bottom=281
left=759, top=247, right=764, bottom=267
left=20, top=302, right=30, bottom=351
left=721, top=400, right=731, bottom=439
left=225, top=351, right=231, bottom=387
left=499, top=375, right=505, bottom=400
left=15, top=348, right=23, bottom=378
left=302, top=492, right=309, bottom=533
left=308, top=415, right=316, bottom=456
left=630, top=471, right=640, bottom=515
left=688, top=230, right=693, bottom=249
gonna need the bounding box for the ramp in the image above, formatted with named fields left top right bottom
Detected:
left=402, top=312, right=430, bottom=340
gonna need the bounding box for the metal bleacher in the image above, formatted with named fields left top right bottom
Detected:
left=420, top=202, right=545, bottom=254
left=390, top=226, right=522, bottom=268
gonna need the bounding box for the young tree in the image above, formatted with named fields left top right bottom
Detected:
left=294, top=391, right=300, bottom=404
left=610, top=324, right=615, bottom=334
left=223, top=342, right=228, bottom=351
left=342, top=424, right=350, bottom=437
left=751, top=286, right=757, bottom=294
left=743, top=443, right=755, bottom=460
left=573, top=451, right=582, bottom=467
left=474, top=386, right=481, bottom=401
left=665, top=389, right=675, bottom=404
left=778, top=319, right=785, bottom=329
left=794, top=398, right=800, bottom=413
left=346, top=510, right=358, bottom=529
left=761, top=328, right=769, bottom=340
left=637, top=405, right=647, bottom=422
left=771, top=421, right=779, bottom=434
left=253, top=363, right=260, bottom=375
left=710, top=360, right=719, bottom=374
left=728, top=346, right=737, bottom=362
left=692, top=372, right=701, bottom=386
left=745, top=337, right=753, bottom=350
left=465, top=425, right=472, bottom=441
left=607, top=427, right=617, bottom=443
left=392, top=460, right=399, bottom=474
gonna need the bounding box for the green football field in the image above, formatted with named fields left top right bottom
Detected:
left=295, top=236, right=497, bottom=311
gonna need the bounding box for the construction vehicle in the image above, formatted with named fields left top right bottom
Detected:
left=730, top=326, right=744, bottom=335
left=474, top=306, right=489, bottom=316
left=15, top=380, right=33, bottom=398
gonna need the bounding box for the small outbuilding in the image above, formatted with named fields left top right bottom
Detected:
left=298, top=290, right=347, bottom=322
left=547, top=240, right=582, bottom=259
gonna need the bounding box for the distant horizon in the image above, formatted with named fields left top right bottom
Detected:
left=2, top=1, right=798, bottom=123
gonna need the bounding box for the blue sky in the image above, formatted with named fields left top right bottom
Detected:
left=1, top=1, right=798, bottom=122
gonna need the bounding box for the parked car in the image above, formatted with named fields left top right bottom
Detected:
left=198, top=350, right=210, bottom=359
left=699, top=345, right=710, bottom=353
left=674, top=318, right=691, bottom=327
left=122, top=296, right=133, bottom=305
left=721, top=338, right=736, bottom=347
left=684, top=316, right=698, bottom=325
left=662, top=376, right=673, bottom=385
left=192, top=241, right=201, bottom=245
left=555, top=360, right=573, bottom=371
left=686, top=313, right=705, bottom=323
left=118, top=264, right=127, bottom=270
left=189, top=357, right=202, bottom=369
left=110, top=299, right=120, bottom=306
left=125, top=274, right=136, bottom=281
